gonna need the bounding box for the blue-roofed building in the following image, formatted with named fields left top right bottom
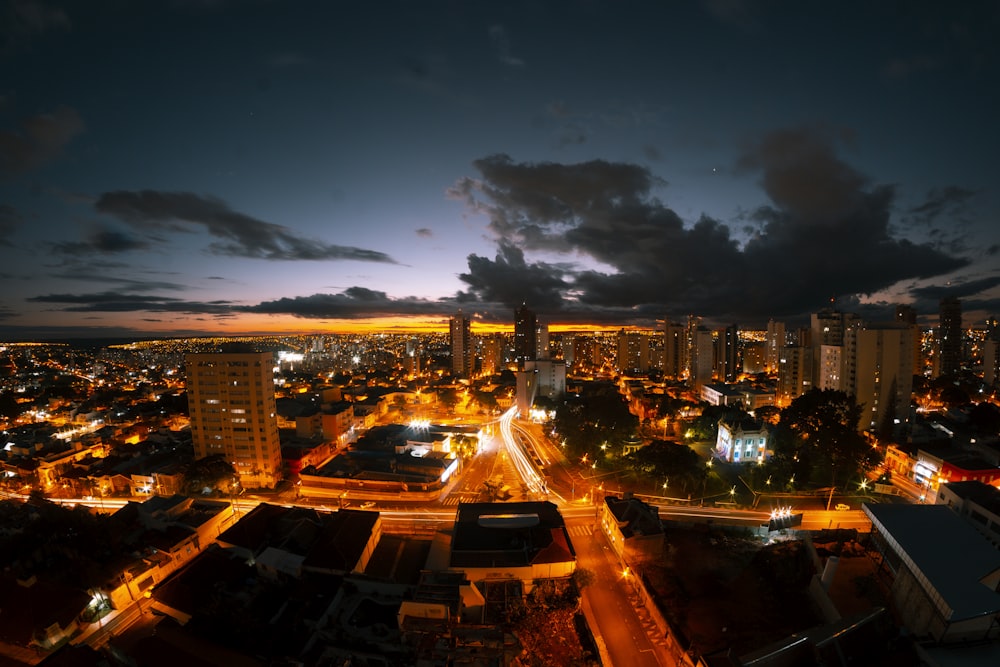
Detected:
left=864, top=503, right=1000, bottom=643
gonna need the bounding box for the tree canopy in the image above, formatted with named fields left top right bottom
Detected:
left=624, top=440, right=706, bottom=493
left=770, top=389, right=881, bottom=488
left=551, top=382, right=638, bottom=462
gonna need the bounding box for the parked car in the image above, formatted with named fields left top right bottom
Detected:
left=360, top=501, right=376, bottom=509
left=835, top=503, right=850, bottom=511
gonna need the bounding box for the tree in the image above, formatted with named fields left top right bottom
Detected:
left=0, top=392, right=20, bottom=422
left=774, top=389, right=880, bottom=488
left=624, top=440, right=706, bottom=493
left=551, top=382, right=638, bottom=460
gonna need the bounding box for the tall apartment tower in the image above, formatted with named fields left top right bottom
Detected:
left=616, top=330, right=650, bottom=374
left=186, top=350, right=282, bottom=489
left=450, top=311, right=473, bottom=377
left=663, top=320, right=686, bottom=378
left=481, top=334, right=503, bottom=375
left=937, top=297, right=962, bottom=377
left=844, top=323, right=916, bottom=434
left=691, top=327, right=715, bottom=389
left=535, top=322, right=550, bottom=359
left=716, top=324, right=739, bottom=382
left=765, top=319, right=786, bottom=373
left=777, top=345, right=812, bottom=405
left=810, top=309, right=858, bottom=391
left=513, top=304, right=537, bottom=367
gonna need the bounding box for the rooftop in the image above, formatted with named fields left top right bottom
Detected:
left=864, top=503, right=1000, bottom=622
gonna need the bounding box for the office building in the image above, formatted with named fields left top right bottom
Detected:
left=186, top=350, right=282, bottom=489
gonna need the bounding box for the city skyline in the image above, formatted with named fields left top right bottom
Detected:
left=2, top=1, right=999, bottom=341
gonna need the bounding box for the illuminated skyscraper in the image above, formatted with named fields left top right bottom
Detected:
left=186, top=350, right=282, bottom=489
left=450, top=311, right=472, bottom=377
left=937, top=297, right=962, bottom=377
left=514, top=303, right=537, bottom=366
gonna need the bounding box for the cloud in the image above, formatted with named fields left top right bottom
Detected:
left=48, top=227, right=151, bottom=255
left=910, top=275, right=1000, bottom=302
left=94, top=190, right=397, bottom=263
left=47, top=270, right=188, bottom=292
left=458, top=241, right=569, bottom=311
left=0, top=204, right=22, bottom=244
left=243, top=288, right=456, bottom=319
left=27, top=291, right=237, bottom=314
left=1, top=0, right=71, bottom=48
left=415, top=227, right=433, bottom=238
left=0, top=106, right=84, bottom=177
left=488, top=24, right=524, bottom=67
left=451, top=137, right=969, bottom=322
left=907, top=186, right=977, bottom=225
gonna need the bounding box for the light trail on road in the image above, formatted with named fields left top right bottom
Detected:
left=497, top=406, right=547, bottom=497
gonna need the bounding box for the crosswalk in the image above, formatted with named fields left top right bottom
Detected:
left=566, top=524, right=593, bottom=538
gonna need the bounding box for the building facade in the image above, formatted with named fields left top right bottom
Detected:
left=937, top=297, right=962, bottom=377
left=513, top=304, right=537, bottom=367
left=186, top=350, right=282, bottom=489
left=450, top=311, right=472, bottom=377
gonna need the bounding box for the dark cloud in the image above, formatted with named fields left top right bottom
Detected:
left=244, top=288, right=456, bottom=319
left=94, top=190, right=397, bottom=263
left=415, top=227, right=433, bottom=238
left=48, top=270, right=188, bottom=292
left=458, top=241, right=569, bottom=311
left=907, top=186, right=977, bottom=225
left=48, top=227, right=150, bottom=255
left=488, top=24, right=524, bottom=67
left=451, top=137, right=969, bottom=322
left=1, top=0, right=71, bottom=48
left=27, top=291, right=236, bottom=314
left=642, top=145, right=662, bottom=161
left=0, top=204, right=21, bottom=244
left=0, top=106, right=84, bottom=177
left=910, top=275, right=1000, bottom=302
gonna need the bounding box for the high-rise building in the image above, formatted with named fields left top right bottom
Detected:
left=691, top=327, right=715, bottom=389
left=449, top=311, right=472, bottom=377
left=513, top=304, right=537, bottom=366
left=186, top=350, right=282, bottom=489
left=937, top=297, right=962, bottom=376
left=895, top=305, right=917, bottom=325
left=616, top=329, right=651, bottom=373
left=809, top=309, right=858, bottom=391
left=983, top=340, right=1000, bottom=388
left=481, top=334, right=504, bottom=375
left=716, top=324, right=739, bottom=382
left=777, top=345, right=812, bottom=405
left=535, top=322, right=550, bottom=360
left=844, top=323, right=916, bottom=434
left=765, top=319, right=786, bottom=373
left=663, top=320, right=686, bottom=378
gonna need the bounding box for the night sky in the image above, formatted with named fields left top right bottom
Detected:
left=2, top=0, right=998, bottom=339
